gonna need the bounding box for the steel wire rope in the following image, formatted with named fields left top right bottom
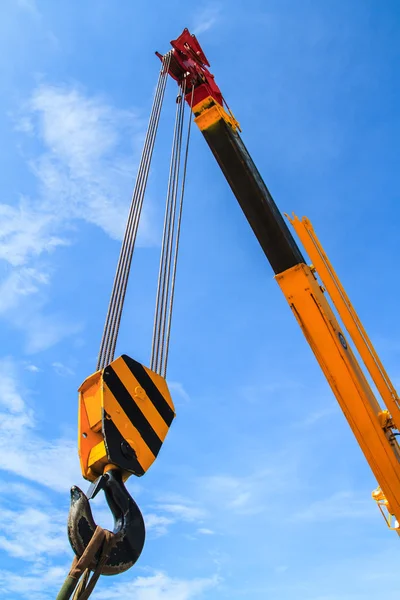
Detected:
left=100, top=54, right=170, bottom=368
left=155, top=88, right=182, bottom=373
left=150, top=80, right=186, bottom=373
left=161, top=85, right=195, bottom=378
left=98, top=65, right=165, bottom=369
left=151, top=87, right=185, bottom=373
left=97, top=53, right=171, bottom=370
left=149, top=82, right=183, bottom=371
left=155, top=81, right=187, bottom=375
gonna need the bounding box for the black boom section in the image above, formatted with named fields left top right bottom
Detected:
left=201, top=120, right=304, bottom=275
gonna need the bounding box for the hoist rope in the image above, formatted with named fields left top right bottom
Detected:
left=150, top=81, right=194, bottom=377
left=150, top=81, right=186, bottom=374
left=97, top=52, right=172, bottom=371
left=96, top=52, right=192, bottom=380
left=162, top=85, right=195, bottom=377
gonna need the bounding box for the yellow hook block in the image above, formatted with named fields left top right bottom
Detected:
left=78, top=354, right=176, bottom=482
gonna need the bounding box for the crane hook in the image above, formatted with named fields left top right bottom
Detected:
left=67, top=468, right=145, bottom=576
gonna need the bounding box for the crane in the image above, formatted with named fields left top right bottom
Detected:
left=156, top=28, right=400, bottom=534
left=60, top=25, right=400, bottom=600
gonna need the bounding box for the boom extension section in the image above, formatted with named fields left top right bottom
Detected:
left=160, top=28, right=400, bottom=532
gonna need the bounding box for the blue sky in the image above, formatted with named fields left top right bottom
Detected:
left=0, top=0, right=400, bottom=598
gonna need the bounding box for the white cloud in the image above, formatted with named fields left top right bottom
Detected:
left=0, top=480, right=48, bottom=505
left=158, top=503, right=206, bottom=521
left=6, top=82, right=144, bottom=268
left=16, top=308, right=82, bottom=354
left=194, top=457, right=300, bottom=519
left=94, top=571, right=220, bottom=600
left=240, top=380, right=304, bottom=404
left=17, top=0, right=40, bottom=18
left=0, top=358, right=80, bottom=491
left=195, top=472, right=264, bottom=516
left=28, top=83, right=151, bottom=243
left=0, top=82, right=155, bottom=351
left=52, top=361, right=74, bottom=377
left=0, top=565, right=67, bottom=600
left=0, top=424, right=79, bottom=492
left=0, top=199, right=66, bottom=267
left=262, top=547, right=400, bottom=600
left=0, top=568, right=220, bottom=600
left=292, top=491, right=374, bottom=522
left=293, top=405, right=338, bottom=428
left=197, top=528, right=214, bottom=535
left=168, top=381, right=190, bottom=403
left=146, top=494, right=211, bottom=536
left=0, top=358, right=26, bottom=413
left=14, top=116, right=34, bottom=134
left=25, top=363, right=40, bottom=372
left=192, top=6, right=221, bottom=36
left=0, top=268, right=77, bottom=354
left=0, top=268, right=49, bottom=313
left=0, top=505, right=68, bottom=561
left=154, top=496, right=207, bottom=523
left=145, top=513, right=175, bottom=537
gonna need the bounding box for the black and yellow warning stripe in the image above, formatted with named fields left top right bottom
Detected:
left=102, top=354, right=175, bottom=477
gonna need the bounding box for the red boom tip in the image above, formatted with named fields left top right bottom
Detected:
left=156, top=28, right=223, bottom=108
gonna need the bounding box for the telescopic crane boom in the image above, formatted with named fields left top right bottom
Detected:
left=159, top=28, right=400, bottom=533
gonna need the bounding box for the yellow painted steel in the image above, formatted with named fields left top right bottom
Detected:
left=111, top=359, right=172, bottom=440
left=78, top=355, right=175, bottom=482
left=288, top=214, right=400, bottom=430
left=78, top=371, right=104, bottom=482
left=102, top=380, right=156, bottom=471
left=192, top=95, right=240, bottom=132
left=88, top=440, right=108, bottom=475
left=276, top=227, right=400, bottom=533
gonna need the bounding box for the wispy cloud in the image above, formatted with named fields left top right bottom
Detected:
left=94, top=571, right=221, bottom=600
left=168, top=381, right=191, bottom=403
left=1, top=82, right=153, bottom=351
left=0, top=201, right=66, bottom=267
left=0, top=505, right=68, bottom=561
left=8, top=82, right=151, bottom=265
left=0, top=567, right=219, bottom=600
left=52, top=361, right=74, bottom=377
left=154, top=501, right=207, bottom=522
left=197, top=528, right=215, bottom=535
left=147, top=494, right=209, bottom=536
left=25, top=363, right=40, bottom=373
left=27, top=83, right=150, bottom=242
left=0, top=358, right=26, bottom=413
left=0, top=480, right=49, bottom=506
left=145, top=513, right=175, bottom=537
left=292, top=491, right=374, bottom=523
left=0, top=268, right=49, bottom=313
left=0, top=565, right=68, bottom=600
left=240, top=380, right=305, bottom=404
left=292, top=404, right=338, bottom=428
left=195, top=460, right=297, bottom=518
left=191, top=6, right=221, bottom=36
left=0, top=357, right=80, bottom=491
left=16, top=0, right=40, bottom=18
left=0, top=268, right=80, bottom=353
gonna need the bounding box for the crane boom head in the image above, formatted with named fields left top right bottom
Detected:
left=156, top=27, right=224, bottom=108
